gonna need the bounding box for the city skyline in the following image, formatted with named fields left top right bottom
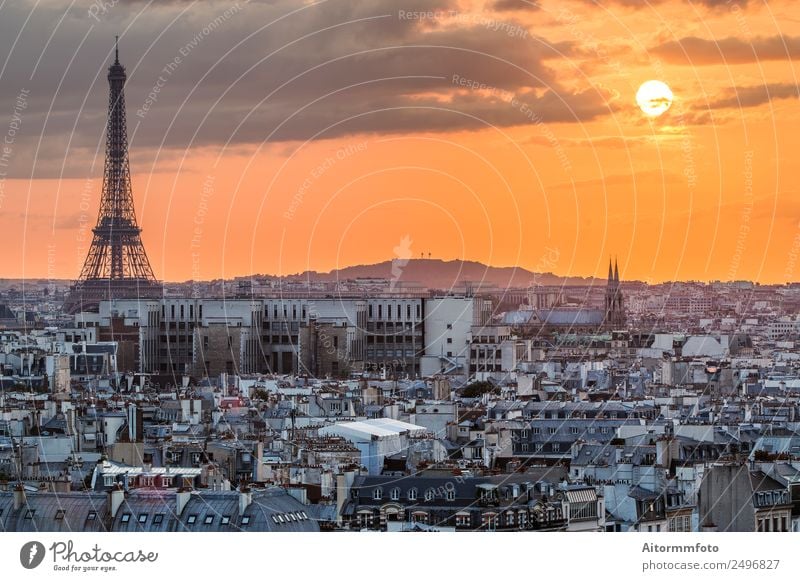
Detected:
left=0, top=0, right=798, bottom=285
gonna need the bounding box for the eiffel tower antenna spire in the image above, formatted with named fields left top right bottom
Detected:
left=64, top=43, right=162, bottom=314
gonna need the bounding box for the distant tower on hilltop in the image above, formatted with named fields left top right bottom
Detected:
left=604, top=257, right=626, bottom=328
left=64, top=40, right=162, bottom=314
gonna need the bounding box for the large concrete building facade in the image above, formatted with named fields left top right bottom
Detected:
left=93, top=297, right=427, bottom=379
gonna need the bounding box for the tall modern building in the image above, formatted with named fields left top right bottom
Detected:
left=64, top=42, right=161, bottom=314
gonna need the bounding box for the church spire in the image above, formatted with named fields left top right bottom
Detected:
left=608, top=258, right=613, bottom=282
left=614, top=257, right=619, bottom=283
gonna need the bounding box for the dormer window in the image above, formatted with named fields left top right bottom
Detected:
left=408, top=488, right=418, bottom=501
left=373, top=488, right=383, bottom=500
left=425, top=489, right=435, bottom=501
left=390, top=488, right=400, bottom=501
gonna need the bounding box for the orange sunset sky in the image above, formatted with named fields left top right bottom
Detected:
left=0, top=0, right=798, bottom=284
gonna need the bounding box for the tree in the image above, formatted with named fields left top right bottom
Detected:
left=251, top=388, right=269, bottom=401
left=461, top=381, right=499, bottom=398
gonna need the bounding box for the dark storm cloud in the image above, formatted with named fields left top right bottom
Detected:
left=651, top=35, right=800, bottom=65
left=705, top=82, right=799, bottom=109
left=491, top=0, right=541, bottom=11
left=0, top=0, right=613, bottom=178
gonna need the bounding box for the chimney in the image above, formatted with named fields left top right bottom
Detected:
left=239, top=486, right=252, bottom=514
left=176, top=487, right=192, bottom=516
left=336, top=472, right=352, bottom=525
left=13, top=484, right=26, bottom=511
left=108, top=484, right=125, bottom=518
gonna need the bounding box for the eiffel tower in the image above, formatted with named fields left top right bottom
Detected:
left=64, top=40, right=162, bottom=314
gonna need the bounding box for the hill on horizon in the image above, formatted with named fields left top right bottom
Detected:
left=282, top=259, right=603, bottom=289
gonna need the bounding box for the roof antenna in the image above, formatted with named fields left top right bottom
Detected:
left=114, top=35, right=119, bottom=64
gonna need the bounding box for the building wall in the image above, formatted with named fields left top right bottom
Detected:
left=424, top=297, right=474, bottom=368
left=698, top=465, right=755, bottom=532
left=96, top=297, right=427, bottom=379
left=298, top=321, right=352, bottom=378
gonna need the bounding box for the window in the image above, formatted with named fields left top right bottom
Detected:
left=425, top=489, right=435, bottom=501
left=187, top=514, right=197, bottom=524
left=204, top=515, right=214, bottom=525
left=153, top=514, right=164, bottom=525
left=373, top=488, right=383, bottom=500
left=277, top=514, right=285, bottom=523
left=221, top=515, right=230, bottom=525
left=446, top=490, right=456, bottom=501
left=408, top=488, right=418, bottom=501
left=391, top=488, right=400, bottom=501
left=299, top=511, right=308, bottom=520
left=288, top=513, right=297, bottom=522
left=121, top=513, right=131, bottom=523
left=241, top=516, right=250, bottom=526
left=25, top=510, right=35, bottom=519
left=138, top=514, right=147, bottom=524
left=55, top=509, right=65, bottom=520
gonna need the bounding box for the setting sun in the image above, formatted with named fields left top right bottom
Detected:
left=636, top=80, right=674, bottom=117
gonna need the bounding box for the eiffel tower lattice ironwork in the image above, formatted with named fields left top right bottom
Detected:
left=64, top=41, right=162, bottom=314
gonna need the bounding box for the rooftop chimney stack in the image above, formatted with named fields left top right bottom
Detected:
left=176, top=487, right=192, bottom=516
left=239, top=486, right=252, bottom=514
left=13, top=484, right=26, bottom=511
left=109, top=484, right=125, bottom=518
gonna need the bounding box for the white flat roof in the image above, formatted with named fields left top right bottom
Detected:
left=319, top=418, right=427, bottom=441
